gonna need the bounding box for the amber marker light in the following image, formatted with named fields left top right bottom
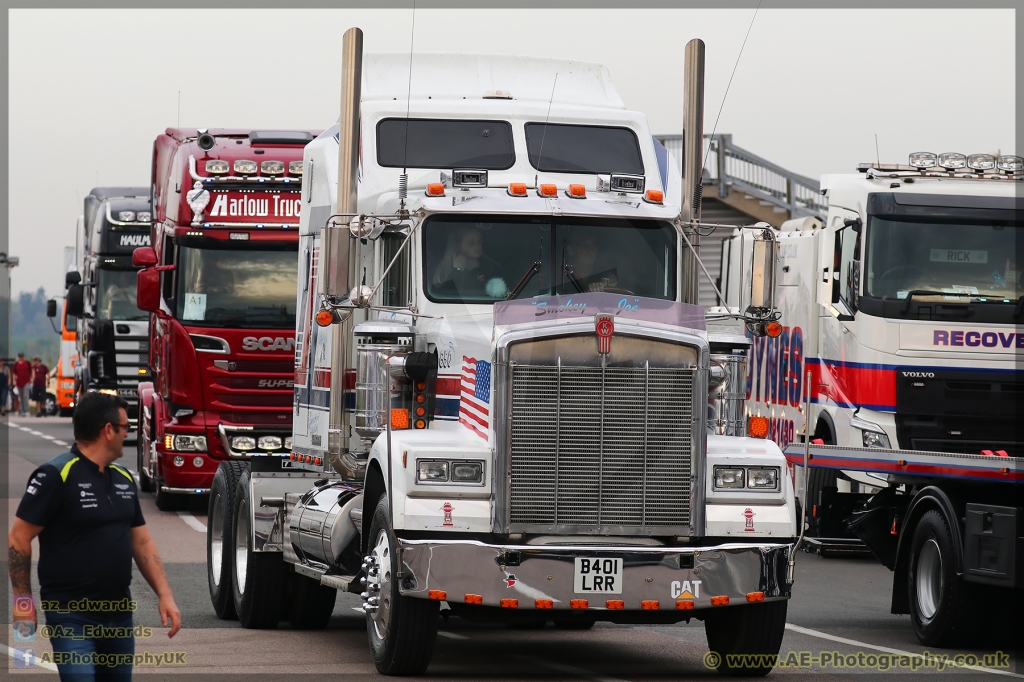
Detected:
left=425, top=183, right=446, bottom=196
left=644, top=189, right=664, bottom=204
left=428, top=590, right=447, bottom=600
left=535, top=599, right=554, bottom=609
left=390, top=408, right=410, bottom=429
left=567, top=184, right=586, bottom=198
left=746, top=592, right=765, bottom=602
left=641, top=600, right=660, bottom=610
left=500, top=599, right=519, bottom=608
left=748, top=416, right=769, bottom=439
left=538, top=184, right=558, bottom=197
left=765, top=320, right=783, bottom=338
left=606, top=600, right=625, bottom=610
left=676, top=600, right=695, bottom=610
left=464, top=594, right=483, bottom=605
left=508, top=183, right=528, bottom=196
left=315, top=309, right=335, bottom=327
left=570, top=600, right=589, bottom=609
left=710, top=596, right=730, bottom=606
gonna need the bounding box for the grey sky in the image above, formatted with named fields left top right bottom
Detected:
left=8, top=8, right=1015, bottom=297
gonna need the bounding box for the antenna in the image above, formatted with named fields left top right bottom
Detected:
left=177, top=91, right=181, bottom=129
left=700, top=0, right=761, bottom=182
left=875, top=134, right=880, bottom=167
left=400, top=0, right=417, bottom=208
left=534, top=74, right=559, bottom=178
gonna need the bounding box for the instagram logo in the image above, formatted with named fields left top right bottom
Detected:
left=13, top=595, right=35, bottom=618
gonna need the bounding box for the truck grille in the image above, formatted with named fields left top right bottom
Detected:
left=509, top=362, right=694, bottom=532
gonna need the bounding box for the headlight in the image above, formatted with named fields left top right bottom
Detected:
left=714, top=467, right=745, bottom=489
left=260, top=160, right=284, bottom=175
left=118, top=211, right=136, bottom=222
left=451, top=461, right=483, bottom=483
left=136, top=211, right=151, bottom=222
left=234, top=159, right=258, bottom=175
left=417, top=460, right=449, bottom=483
left=205, top=159, right=229, bottom=174
left=862, top=430, right=891, bottom=449
left=172, top=435, right=207, bottom=452
left=231, top=436, right=256, bottom=451
left=747, top=467, right=779, bottom=489
left=258, top=436, right=282, bottom=450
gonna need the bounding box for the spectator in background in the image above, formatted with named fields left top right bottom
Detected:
left=31, top=356, right=48, bottom=418
left=0, top=360, right=9, bottom=416
left=12, top=352, right=31, bottom=417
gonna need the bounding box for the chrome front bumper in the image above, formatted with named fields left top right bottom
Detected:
left=396, top=539, right=792, bottom=611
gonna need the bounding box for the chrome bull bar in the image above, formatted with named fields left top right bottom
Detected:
left=396, top=539, right=792, bottom=611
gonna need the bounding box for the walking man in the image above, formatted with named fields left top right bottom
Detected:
left=8, top=392, right=181, bottom=680
left=12, top=351, right=31, bottom=416
left=31, top=356, right=49, bottom=417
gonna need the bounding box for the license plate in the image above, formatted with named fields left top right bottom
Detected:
left=573, top=557, right=622, bottom=594
left=118, top=389, right=138, bottom=399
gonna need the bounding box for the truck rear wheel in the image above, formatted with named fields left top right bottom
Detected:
left=366, top=495, right=438, bottom=676
left=908, top=510, right=975, bottom=646
left=232, top=469, right=285, bottom=629
left=208, top=461, right=246, bottom=620
left=288, top=573, right=337, bottom=629
left=704, top=600, right=787, bottom=676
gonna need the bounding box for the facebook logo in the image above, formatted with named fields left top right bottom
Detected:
left=13, top=648, right=35, bottom=668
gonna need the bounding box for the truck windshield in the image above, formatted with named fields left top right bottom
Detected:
left=866, top=217, right=1023, bottom=302
left=95, top=268, right=146, bottom=321
left=176, top=245, right=297, bottom=328
left=424, top=215, right=676, bottom=303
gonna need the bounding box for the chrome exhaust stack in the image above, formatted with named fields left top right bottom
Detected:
left=679, top=38, right=705, bottom=306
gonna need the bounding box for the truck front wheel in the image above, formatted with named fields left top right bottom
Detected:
left=908, top=510, right=975, bottom=646
left=704, top=600, right=787, bottom=676
left=207, top=461, right=246, bottom=620
left=366, top=495, right=438, bottom=676
left=232, top=469, right=285, bottom=629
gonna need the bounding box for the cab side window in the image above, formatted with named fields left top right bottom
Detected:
left=832, top=221, right=861, bottom=312
left=161, top=236, right=176, bottom=308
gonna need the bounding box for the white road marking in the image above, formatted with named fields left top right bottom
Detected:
left=28, top=430, right=44, bottom=436
left=437, top=631, right=468, bottom=640
left=785, top=623, right=1023, bottom=678
left=176, top=511, right=207, bottom=532
left=41, top=434, right=55, bottom=440
left=351, top=607, right=367, bottom=614
left=2, top=643, right=60, bottom=671
left=53, top=440, right=69, bottom=447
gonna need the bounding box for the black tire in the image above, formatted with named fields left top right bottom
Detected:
left=154, top=482, right=186, bottom=512
left=288, top=573, right=337, bottom=629
left=232, top=469, right=285, bottom=629
left=58, top=407, right=73, bottom=418
left=907, top=510, right=976, bottom=646
left=366, top=495, right=438, bottom=675
left=704, top=600, right=788, bottom=676
left=208, top=461, right=247, bottom=620
left=44, top=393, right=58, bottom=416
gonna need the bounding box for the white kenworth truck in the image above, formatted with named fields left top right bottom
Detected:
left=720, top=153, right=1023, bottom=645
left=207, top=30, right=798, bottom=676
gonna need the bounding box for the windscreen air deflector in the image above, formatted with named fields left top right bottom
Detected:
left=525, top=123, right=644, bottom=175
left=376, top=119, right=515, bottom=170
left=249, top=131, right=315, bottom=145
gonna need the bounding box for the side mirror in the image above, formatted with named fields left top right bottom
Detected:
left=319, top=225, right=352, bottom=299
left=65, top=270, right=81, bottom=287
left=46, top=299, right=58, bottom=318
left=133, top=246, right=158, bottom=268
left=66, top=284, right=85, bottom=317
left=747, top=224, right=778, bottom=312
left=136, top=268, right=161, bottom=313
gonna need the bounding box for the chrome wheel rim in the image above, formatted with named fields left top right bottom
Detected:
left=369, top=529, right=392, bottom=639
left=234, top=499, right=249, bottom=594
left=210, top=492, right=224, bottom=587
left=916, top=538, right=942, bottom=621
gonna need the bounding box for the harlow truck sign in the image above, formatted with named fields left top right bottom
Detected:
left=203, top=190, right=302, bottom=223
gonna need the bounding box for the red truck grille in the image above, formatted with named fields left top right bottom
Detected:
left=215, top=393, right=292, bottom=407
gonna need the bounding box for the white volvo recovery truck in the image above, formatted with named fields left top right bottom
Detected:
left=207, top=30, right=800, bottom=676
left=720, top=153, right=1023, bottom=645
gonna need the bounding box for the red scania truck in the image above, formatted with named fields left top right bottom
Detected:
left=134, top=128, right=316, bottom=511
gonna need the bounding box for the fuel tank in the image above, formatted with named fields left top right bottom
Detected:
left=287, top=481, right=363, bottom=570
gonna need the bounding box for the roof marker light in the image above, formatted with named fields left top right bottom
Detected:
left=538, top=184, right=558, bottom=197
left=908, top=152, right=937, bottom=168
left=507, top=183, right=528, bottom=196
left=566, top=184, right=586, bottom=198
left=425, top=183, right=446, bottom=197
left=644, top=189, right=664, bottom=204
left=996, top=155, right=1023, bottom=173
left=937, top=152, right=967, bottom=170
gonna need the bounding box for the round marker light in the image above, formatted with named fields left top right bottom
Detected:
left=908, top=152, right=937, bottom=168
left=192, top=456, right=204, bottom=467
left=316, top=309, right=336, bottom=327
left=748, top=416, right=770, bottom=439
left=765, top=321, right=783, bottom=337
left=173, top=456, right=184, bottom=467
left=937, top=152, right=967, bottom=170
left=967, top=154, right=996, bottom=171
left=996, top=155, right=1023, bottom=173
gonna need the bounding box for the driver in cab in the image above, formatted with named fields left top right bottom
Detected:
left=564, top=231, right=618, bottom=293
left=432, top=226, right=506, bottom=298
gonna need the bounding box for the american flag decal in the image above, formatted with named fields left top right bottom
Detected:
left=459, top=356, right=491, bottom=439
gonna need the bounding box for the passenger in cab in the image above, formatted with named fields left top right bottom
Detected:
left=431, top=226, right=506, bottom=298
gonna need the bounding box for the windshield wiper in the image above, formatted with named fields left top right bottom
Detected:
left=506, top=237, right=544, bottom=301
left=897, top=290, right=974, bottom=314
left=560, top=238, right=587, bottom=294
left=1015, top=295, right=1024, bottom=319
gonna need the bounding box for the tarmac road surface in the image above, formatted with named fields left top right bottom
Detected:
left=3, top=417, right=1020, bottom=679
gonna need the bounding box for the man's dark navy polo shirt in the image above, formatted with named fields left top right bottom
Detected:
left=16, top=445, right=145, bottom=621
